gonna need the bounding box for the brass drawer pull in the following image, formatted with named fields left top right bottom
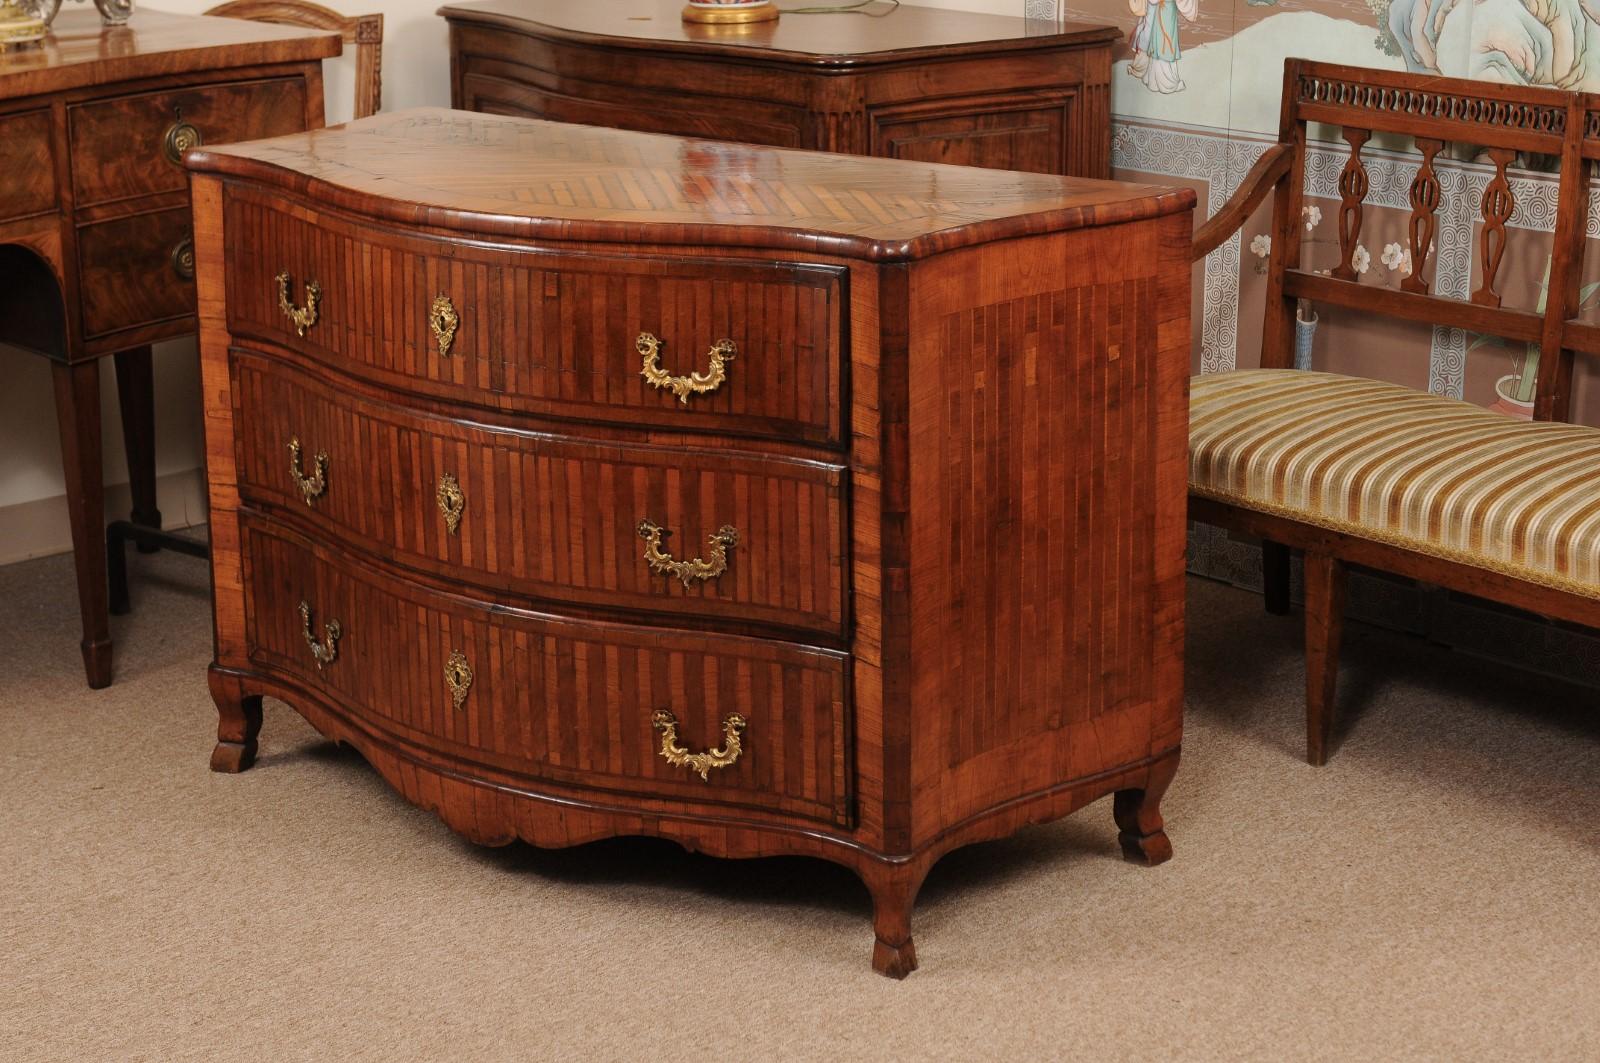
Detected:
left=287, top=437, right=328, bottom=506
left=637, top=520, right=738, bottom=587
left=298, top=601, right=342, bottom=670
left=430, top=294, right=460, bottom=357
left=652, top=709, right=746, bottom=781
left=170, top=237, right=195, bottom=282
left=275, top=272, right=322, bottom=337
left=436, top=472, right=465, bottom=535
left=445, top=650, right=473, bottom=710
left=162, top=109, right=202, bottom=165
left=637, top=332, right=735, bottom=402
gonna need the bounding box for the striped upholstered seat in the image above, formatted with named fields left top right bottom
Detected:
left=1190, top=370, right=1600, bottom=599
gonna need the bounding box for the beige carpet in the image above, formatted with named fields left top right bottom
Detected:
left=3, top=543, right=1598, bottom=1062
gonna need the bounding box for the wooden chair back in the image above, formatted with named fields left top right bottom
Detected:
left=1240, top=60, right=1599, bottom=423
left=205, top=0, right=382, bottom=120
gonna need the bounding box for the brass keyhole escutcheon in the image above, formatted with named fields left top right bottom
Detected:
left=436, top=473, right=465, bottom=535
left=651, top=709, right=746, bottom=781
left=275, top=272, right=322, bottom=337
left=287, top=437, right=328, bottom=506
left=637, top=332, right=735, bottom=402
left=298, top=601, right=342, bottom=670
left=636, top=520, right=738, bottom=587
left=430, top=294, right=460, bottom=357
left=444, top=650, right=473, bottom=710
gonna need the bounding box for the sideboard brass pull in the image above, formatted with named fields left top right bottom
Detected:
left=637, top=332, right=735, bottom=402
left=170, top=237, right=195, bottom=281
left=287, top=437, right=328, bottom=506
left=430, top=294, right=460, bottom=357
left=162, top=108, right=202, bottom=165
left=275, top=272, right=322, bottom=337
left=298, top=601, right=342, bottom=670
left=651, top=709, right=746, bottom=781
left=436, top=473, right=464, bottom=535
left=636, top=520, right=738, bottom=587
left=444, top=650, right=473, bottom=710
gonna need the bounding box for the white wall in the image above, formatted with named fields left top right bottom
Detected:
left=0, top=0, right=1019, bottom=561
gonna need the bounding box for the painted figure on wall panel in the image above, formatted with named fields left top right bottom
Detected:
left=1128, top=0, right=1198, bottom=92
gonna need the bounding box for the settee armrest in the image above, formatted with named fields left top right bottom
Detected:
left=1192, top=144, right=1293, bottom=262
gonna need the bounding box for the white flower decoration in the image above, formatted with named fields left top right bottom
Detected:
left=1250, top=233, right=1272, bottom=258
left=1381, top=242, right=1405, bottom=270
left=1352, top=244, right=1371, bottom=275
left=1302, top=204, right=1322, bottom=230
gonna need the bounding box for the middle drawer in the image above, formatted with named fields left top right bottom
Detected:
left=232, top=350, right=849, bottom=639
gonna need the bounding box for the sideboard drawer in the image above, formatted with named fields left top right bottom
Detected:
left=223, top=190, right=846, bottom=446
left=242, top=516, right=853, bottom=827
left=69, top=77, right=309, bottom=207
left=232, top=351, right=849, bottom=638
left=0, top=111, right=55, bottom=221
left=78, top=207, right=195, bottom=338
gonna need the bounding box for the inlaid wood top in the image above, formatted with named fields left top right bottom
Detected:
left=440, top=0, right=1117, bottom=67
left=186, top=109, right=1192, bottom=259
left=0, top=9, right=341, bottom=101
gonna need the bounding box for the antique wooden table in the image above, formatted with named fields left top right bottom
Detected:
left=189, top=109, right=1192, bottom=975
left=442, top=0, right=1117, bottom=178
left=0, top=9, right=339, bottom=687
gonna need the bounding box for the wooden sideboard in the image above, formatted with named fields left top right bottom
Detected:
left=442, top=0, right=1116, bottom=178
left=0, top=10, right=339, bottom=687
left=188, top=110, right=1193, bottom=975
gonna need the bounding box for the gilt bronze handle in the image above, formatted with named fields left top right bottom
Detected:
left=651, top=709, right=746, bottom=781
left=275, top=272, right=321, bottom=337
left=444, top=650, right=473, bottom=710
left=637, top=332, right=735, bottom=402
left=298, top=601, right=342, bottom=670
left=436, top=472, right=464, bottom=535
left=636, top=520, right=738, bottom=587
left=162, top=110, right=202, bottom=165
left=287, top=437, right=328, bottom=506
left=430, top=294, right=459, bottom=357
left=170, top=238, right=195, bottom=282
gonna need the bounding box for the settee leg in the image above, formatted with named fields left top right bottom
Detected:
left=1262, top=540, right=1292, bottom=615
left=1303, top=552, right=1346, bottom=766
left=1114, top=752, right=1177, bottom=866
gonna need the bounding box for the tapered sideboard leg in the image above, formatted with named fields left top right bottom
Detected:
left=209, top=667, right=264, bottom=773
left=113, top=345, right=162, bottom=551
left=861, top=858, right=929, bottom=979
left=1113, top=753, right=1178, bottom=866
left=51, top=359, right=113, bottom=689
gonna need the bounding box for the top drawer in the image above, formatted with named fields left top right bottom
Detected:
left=222, top=188, right=847, bottom=447
left=0, top=111, right=55, bottom=221
left=69, top=78, right=310, bottom=207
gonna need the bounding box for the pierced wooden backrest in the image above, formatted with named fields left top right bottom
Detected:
left=205, top=0, right=382, bottom=119
left=1259, top=60, right=1592, bottom=422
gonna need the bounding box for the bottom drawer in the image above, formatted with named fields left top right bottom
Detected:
left=78, top=207, right=194, bottom=337
left=241, top=515, right=853, bottom=828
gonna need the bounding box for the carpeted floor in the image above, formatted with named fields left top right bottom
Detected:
left=2, top=542, right=1598, bottom=1062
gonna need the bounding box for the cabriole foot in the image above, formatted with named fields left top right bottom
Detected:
left=1113, top=753, right=1179, bottom=867
left=208, top=666, right=263, bottom=774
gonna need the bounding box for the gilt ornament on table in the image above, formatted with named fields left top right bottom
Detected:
left=1, top=0, right=134, bottom=48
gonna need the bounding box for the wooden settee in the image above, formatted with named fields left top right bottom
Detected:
left=1190, top=61, right=1600, bottom=764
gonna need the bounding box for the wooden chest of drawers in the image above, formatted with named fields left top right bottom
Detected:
left=189, top=110, right=1194, bottom=976
left=443, top=0, right=1117, bottom=179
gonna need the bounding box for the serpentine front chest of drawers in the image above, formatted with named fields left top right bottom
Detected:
left=187, top=110, right=1194, bottom=977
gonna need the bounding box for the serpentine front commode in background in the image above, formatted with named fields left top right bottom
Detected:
left=185, top=109, right=1194, bottom=976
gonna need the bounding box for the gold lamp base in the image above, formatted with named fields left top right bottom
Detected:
left=681, top=1, right=778, bottom=23
left=0, top=0, right=45, bottom=50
